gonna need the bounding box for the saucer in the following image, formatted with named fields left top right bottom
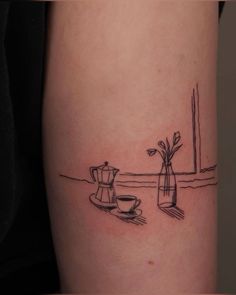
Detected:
left=89, top=193, right=117, bottom=209
left=110, top=208, right=142, bottom=219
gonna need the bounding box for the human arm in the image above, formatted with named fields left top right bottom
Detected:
left=43, top=1, right=218, bottom=293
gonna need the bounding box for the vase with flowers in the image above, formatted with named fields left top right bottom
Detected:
left=147, top=131, right=182, bottom=208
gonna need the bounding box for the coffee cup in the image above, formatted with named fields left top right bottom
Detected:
left=116, top=195, right=141, bottom=213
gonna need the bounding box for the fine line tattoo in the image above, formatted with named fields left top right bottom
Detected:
left=180, top=182, right=218, bottom=189
left=59, top=83, right=217, bottom=225
left=59, top=174, right=94, bottom=184
left=89, top=162, right=146, bottom=226
left=178, top=177, right=215, bottom=183
left=147, top=131, right=184, bottom=219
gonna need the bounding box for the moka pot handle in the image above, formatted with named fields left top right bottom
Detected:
left=89, top=167, right=97, bottom=182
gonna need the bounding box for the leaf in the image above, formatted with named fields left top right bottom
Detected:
left=157, top=149, right=166, bottom=161
left=173, top=131, right=181, bottom=146
left=147, top=148, right=157, bottom=156
left=161, top=150, right=166, bottom=160
left=166, top=137, right=171, bottom=153
left=169, top=144, right=183, bottom=159
left=158, top=140, right=166, bottom=151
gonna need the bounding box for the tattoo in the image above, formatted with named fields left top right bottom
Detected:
left=59, top=174, right=94, bottom=184
left=60, top=84, right=217, bottom=225
left=89, top=162, right=147, bottom=225
left=180, top=182, right=218, bottom=190
left=146, top=131, right=182, bottom=216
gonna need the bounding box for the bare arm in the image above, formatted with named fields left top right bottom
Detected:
left=43, top=1, right=218, bottom=293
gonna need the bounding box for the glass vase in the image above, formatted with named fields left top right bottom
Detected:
left=158, top=162, right=177, bottom=208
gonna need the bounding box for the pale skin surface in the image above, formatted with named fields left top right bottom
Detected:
left=43, top=1, right=218, bottom=293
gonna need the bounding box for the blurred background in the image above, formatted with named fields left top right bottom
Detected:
left=218, top=1, right=236, bottom=293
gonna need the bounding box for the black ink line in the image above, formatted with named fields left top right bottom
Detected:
left=59, top=174, right=94, bottom=184
left=192, top=87, right=198, bottom=174
left=92, top=203, right=145, bottom=226
left=200, top=165, right=217, bottom=173
left=120, top=171, right=197, bottom=177
left=136, top=216, right=147, bottom=222
left=136, top=219, right=147, bottom=225
left=117, top=184, right=157, bottom=188
left=168, top=211, right=182, bottom=220
left=169, top=207, right=184, bottom=219
left=180, top=182, right=218, bottom=189
left=169, top=208, right=184, bottom=219
left=169, top=211, right=183, bottom=220
left=172, top=206, right=184, bottom=214
left=120, top=172, right=161, bottom=176
left=116, top=180, right=156, bottom=184
left=195, top=84, right=216, bottom=174
left=170, top=213, right=183, bottom=221
left=177, top=208, right=185, bottom=214
left=160, top=207, right=184, bottom=220
left=128, top=218, right=144, bottom=226
left=178, top=176, right=215, bottom=183
left=116, top=213, right=146, bottom=226
left=196, top=83, right=202, bottom=172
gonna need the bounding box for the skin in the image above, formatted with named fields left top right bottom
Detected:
left=43, top=1, right=218, bottom=293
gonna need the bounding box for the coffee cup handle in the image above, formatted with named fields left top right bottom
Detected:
left=134, top=199, right=141, bottom=210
